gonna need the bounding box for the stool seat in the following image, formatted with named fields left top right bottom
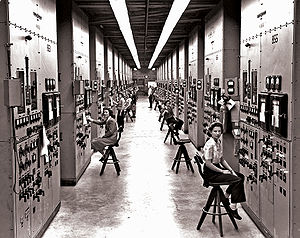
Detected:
left=174, top=138, right=191, bottom=145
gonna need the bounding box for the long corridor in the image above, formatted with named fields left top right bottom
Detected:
left=42, top=97, right=264, bottom=238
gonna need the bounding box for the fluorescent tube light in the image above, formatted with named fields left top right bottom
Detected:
left=148, top=0, right=191, bottom=69
left=109, top=0, right=141, bottom=69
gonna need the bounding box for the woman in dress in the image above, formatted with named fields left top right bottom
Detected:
left=87, top=108, right=118, bottom=156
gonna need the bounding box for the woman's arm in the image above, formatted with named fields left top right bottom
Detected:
left=87, top=116, right=105, bottom=125
left=221, top=158, right=237, bottom=175
left=112, top=99, right=118, bottom=106
left=205, top=160, right=226, bottom=173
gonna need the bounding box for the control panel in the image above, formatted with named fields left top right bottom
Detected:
left=177, top=82, right=185, bottom=118
left=57, top=2, right=92, bottom=185
left=0, top=1, right=61, bottom=238
left=239, top=1, right=295, bottom=237
left=239, top=122, right=260, bottom=217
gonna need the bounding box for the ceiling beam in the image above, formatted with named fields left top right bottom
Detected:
left=143, top=0, right=150, bottom=66
left=90, top=14, right=168, bottom=25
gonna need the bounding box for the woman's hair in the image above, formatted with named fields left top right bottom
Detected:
left=103, top=107, right=114, bottom=117
left=208, top=121, right=223, bottom=133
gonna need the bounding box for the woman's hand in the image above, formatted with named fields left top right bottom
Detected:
left=86, top=116, right=93, bottom=122
left=222, top=170, right=232, bottom=174
left=231, top=170, right=238, bottom=176
left=225, top=169, right=238, bottom=176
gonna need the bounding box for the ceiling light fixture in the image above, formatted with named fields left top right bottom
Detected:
left=109, top=0, right=141, bottom=69
left=148, top=0, right=191, bottom=69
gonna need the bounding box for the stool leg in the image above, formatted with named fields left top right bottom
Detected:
left=164, top=129, right=170, bottom=143
left=212, top=197, right=217, bottom=224
left=169, top=131, right=173, bottom=145
left=197, top=188, right=217, bottom=230
left=182, top=146, right=194, bottom=173
left=180, top=146, right=190, bottom=170
left=220, top=189, right=238, bottom=230
left=111, top=149, right=121, bottom=176
left=160, top=118, right=165, bottom=130
left=189, top=160, right=194, bottom=173
left=171, top=147, right=180, bottom=171
left=175, top=147, right=182, bottom=174
left=182, top=146, right=191, bottom=171
left=184, top=154, right=190, bottom=170
left=100, top=153, right=109, bottom=176
left=216, top=190, right=224, bottom=237
left=171, top=160, right=177, bottom=171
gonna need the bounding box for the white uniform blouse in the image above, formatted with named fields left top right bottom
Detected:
left=203, top=137, right=222, bottom=164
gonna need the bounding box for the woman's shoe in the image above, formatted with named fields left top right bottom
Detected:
left=230, top=209, right=242, bottom=220
left=99, top=157, right=105, bottom=162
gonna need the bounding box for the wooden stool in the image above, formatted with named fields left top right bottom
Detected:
left=194, top=155, right=238, bottom=237
left=99, top=146, right=121, bottom=176
left=160, top=117, right=166, bottom=130
left=154, top=100, right=159, bottom=110
left=171, top=138, right=194, bottom=174
left=99, top=128, right=122, bottom=176
left=163, top=126, right=175, bottom=144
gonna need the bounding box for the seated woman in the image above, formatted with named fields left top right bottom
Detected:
left=202, top=121, right=246, bottom=220
left=113, top=92, right=125, bottom=129
left=124, top=93, right=133, bottom=118
left=162, top=100, right=183, bottom=135
left=158, top=101, right=165, bottom=122
left=87, top=108, right=118, bottom=159
left=131, top=89, right=137, bottom=118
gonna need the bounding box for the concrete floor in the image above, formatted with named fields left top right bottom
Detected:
left=42, top=97, right=265, bottom=238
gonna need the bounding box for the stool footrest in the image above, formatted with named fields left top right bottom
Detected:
left=202, top=207, right=229, bottom=216
left=173, top=158, right=192, bottom=162
left=103, top=161, right=120, bottom=164
left=176, top=139, right=191, bottom=144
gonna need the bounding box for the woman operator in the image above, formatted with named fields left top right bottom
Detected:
left=202, top=121, right=246, bottom=220
left=86, top=108, right=118, bottom=157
